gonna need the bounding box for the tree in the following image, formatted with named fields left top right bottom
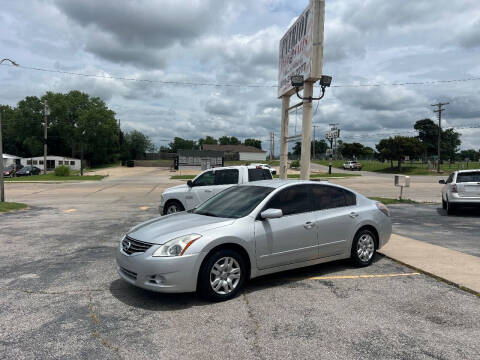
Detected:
left=458, top=149, right=479, bottom=162
left=219, top=136, right=241, bottom=145
left=198, top=136, right=218, bottom=147
left=376, top=136, right=424, bottom=171
left=292, top=140, right=328, bottom=158
left=341, top=142, right=366, bottom=159
left=120, top=130, right=155, bottom=161
left=244, top=138, right=262, bottom=149
left=414, top=119, right=461, bottom=161
left=168, top=137, right=198, bottom=152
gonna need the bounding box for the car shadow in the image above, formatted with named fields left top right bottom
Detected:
left=436, top=206, right=480, bottom=217
left=109, top=255, right=386, bottom=310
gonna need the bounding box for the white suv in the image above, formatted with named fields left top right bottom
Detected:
left=159, top=166, right=272, bottom=214
left=440, top=169, right=480, bottom=215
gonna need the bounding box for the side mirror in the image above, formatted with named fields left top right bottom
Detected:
left=260, top=208, right=283, bottom=220
left=438, top=180, right=446, bottom=184
left=187, top=180, right=194, bottom=187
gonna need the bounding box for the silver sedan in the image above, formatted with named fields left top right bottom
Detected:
left=116, top=180, right=392, bottom=301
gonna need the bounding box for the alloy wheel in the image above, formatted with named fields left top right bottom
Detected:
left=357, top=234, right=375, bottom=262
left=209, top=257, right=241, bottom=295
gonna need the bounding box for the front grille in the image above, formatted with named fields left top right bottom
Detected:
left=121, top=236, right=153, bottom=255
left=120, top=266, right=137, bottom=280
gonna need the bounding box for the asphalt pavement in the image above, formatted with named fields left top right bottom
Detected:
left=389, top=204, right=480, bottom=257
left=1, top=168, right=479, bottom=359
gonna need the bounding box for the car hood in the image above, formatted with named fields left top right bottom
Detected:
left=127, top=211, right=234, bottom=245
left=163, top=184, right=189, bottom=194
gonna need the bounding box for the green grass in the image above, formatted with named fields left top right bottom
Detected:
left=171, top=172, right=360, bottom=180
left=171, top=175, right=196, bottom=180
left=313, top=160, right=480, bottom=175
left=5, top=174, right=105, bottom=182
left=368, top=197, right=417, bottom=204
left=0, top=202, right=28, bottom=213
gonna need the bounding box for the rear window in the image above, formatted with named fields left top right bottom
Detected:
left=248, top=168, right=272, bottom=181
left=456, top=172, right=480, bottom=183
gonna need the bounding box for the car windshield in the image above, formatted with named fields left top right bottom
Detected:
left=193, top=185, right=274, bottom=219
left=456, top=172, right=480, bottom=183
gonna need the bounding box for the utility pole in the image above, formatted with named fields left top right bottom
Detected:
left=0, top=111, right=5, bottom=202
left=431, top=102, right=449, bottom=173
left=43, top=100, right=49, bottom=175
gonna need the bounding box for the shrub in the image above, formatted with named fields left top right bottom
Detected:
left=290, top=160, right=300, bottom=168
left=55, top=165, right=71, bottom=177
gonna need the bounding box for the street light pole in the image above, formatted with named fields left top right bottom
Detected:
left=43, top=100, right=49, bottom=175
left=0, top=58, right=19, bottom=202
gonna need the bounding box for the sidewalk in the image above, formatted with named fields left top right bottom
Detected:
left=380, top=234, right=480, bottom=295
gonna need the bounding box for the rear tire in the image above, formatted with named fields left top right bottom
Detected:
left=442, top=198, right=447, bottom=210
left=198, top=249, right=247, bottom=302
left=446, top=199, right=455, bottom=215
left=351, top=229, right=377, bottom=267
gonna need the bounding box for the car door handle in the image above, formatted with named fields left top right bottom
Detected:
left=304, top=221, right=315, bottom=229
left=204, top=189, right=212, bottom=193
left=349, top=212, right=359, bottom=218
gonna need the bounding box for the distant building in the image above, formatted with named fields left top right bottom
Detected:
left=176, top=150, right=224, bottom=170
left=201, top=144, right=267, bottom=161
left=20, top=155, right=81, bottom=171
left=2, top=153, right=22, bottom=168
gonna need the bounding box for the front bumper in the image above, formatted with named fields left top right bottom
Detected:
left=116, top=248, right=204, bottom=293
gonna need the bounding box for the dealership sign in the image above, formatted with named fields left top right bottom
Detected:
left=278, top=0, right=325, bottom=98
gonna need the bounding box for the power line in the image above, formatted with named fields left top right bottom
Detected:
left=2, top=62, right=480, bottom=89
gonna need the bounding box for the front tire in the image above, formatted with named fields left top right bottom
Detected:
left=351, top=229, right=377, bottom=267
left=163, top=200, right=184, bottom=215
left=198, top=249, right=247, bottom=301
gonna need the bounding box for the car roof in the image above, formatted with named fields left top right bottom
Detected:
left=240, top=179, right=335, bottom=189
left=209, top=165, right=270, bottom=170
left=455, top=169, right=480, bottom=173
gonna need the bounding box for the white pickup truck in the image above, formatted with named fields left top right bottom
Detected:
left=158, top=166, right=273, bottom=214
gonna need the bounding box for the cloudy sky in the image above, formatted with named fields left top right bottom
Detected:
left=1, top=0, right=480, bottom=153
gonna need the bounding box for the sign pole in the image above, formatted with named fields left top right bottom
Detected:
left=279, top=96, right=290, bottom=179
left=300, top=82, right=313, bottom=180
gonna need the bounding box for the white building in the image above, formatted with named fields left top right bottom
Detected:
left=2, top=153, right=22, bottom=168
left=20, top=155, right=81, bottom=171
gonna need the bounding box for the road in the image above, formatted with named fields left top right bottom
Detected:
left=1, top=167, right=479, bottom=359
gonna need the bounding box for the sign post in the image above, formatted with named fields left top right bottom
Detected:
left=278, top=0, right=325, bottom=180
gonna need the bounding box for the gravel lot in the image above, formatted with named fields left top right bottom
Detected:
left=1, top=167, right=479, bottom=359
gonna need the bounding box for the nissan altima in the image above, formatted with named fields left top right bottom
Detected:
left=116, top=180, right=392, bottom=301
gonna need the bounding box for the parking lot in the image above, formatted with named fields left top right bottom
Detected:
left=1, top=168, right=479, bottom=359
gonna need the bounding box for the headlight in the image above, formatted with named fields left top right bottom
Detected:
left=152, top=234, right=202, bottom=257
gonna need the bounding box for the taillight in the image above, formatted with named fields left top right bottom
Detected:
left=451, top=184, right=457, bottom=193
left=376, top=202, right=390, bottom=217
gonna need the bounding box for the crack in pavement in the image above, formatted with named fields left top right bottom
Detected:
left=242, top=293, right=265, bottom=360
left=87, top=292, right=123, bottom=357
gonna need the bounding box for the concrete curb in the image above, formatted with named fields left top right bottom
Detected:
left=379, top=234, right=480, bottom=296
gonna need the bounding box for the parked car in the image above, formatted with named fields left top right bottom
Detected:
left=117, top=180, right=392, bottom=301
left=250, top=163, right=277, bottom=175
left=159, top=165, right=273, bottom=215
left=2, top=164, right=22, bottom=177
left=343, top=161, right=362, bottom=170
left=15, top=165, right=41, bottom=176
left=440, top=169, right=480, bottom=215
